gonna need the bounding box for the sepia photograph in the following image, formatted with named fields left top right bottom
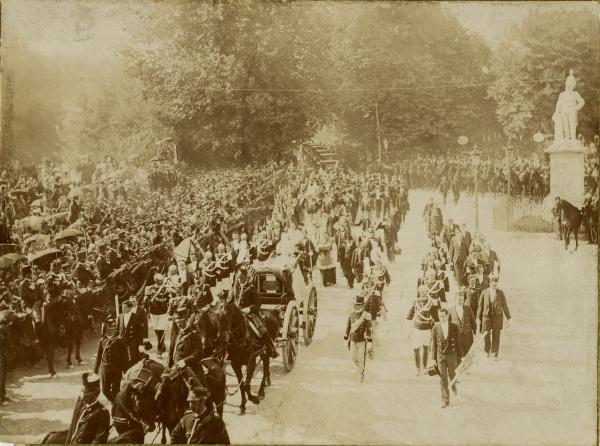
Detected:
left=0, top=0, right=598, bottom=444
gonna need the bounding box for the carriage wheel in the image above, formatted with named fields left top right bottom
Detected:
left=282, top=306, right=299, bottom=373
left=302, top=289, right=318, bottom=345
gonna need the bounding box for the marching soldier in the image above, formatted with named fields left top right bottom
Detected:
left=170, top=386, right=230, bottom=445
left=65, top=373, right=110, bottom=444
left=344, top=295, right=372, bottom=383
left=93, top=316, right=128, bottom=403
left=144, top=274, right=171, bottom=360
left=406, top=285, right=437, bottom=376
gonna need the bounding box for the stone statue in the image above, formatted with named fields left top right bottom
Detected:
left=552, top=69, right=585, bottom=142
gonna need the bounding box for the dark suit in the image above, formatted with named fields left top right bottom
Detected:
left=430, top=322, right=462, bottom=404
left=117, top=312, right=145, bottom=368
left=449, top=305, right=477, bottom=357
left=477, top=288, right=511, bottom=357
left=65, top=397, right=110, bottom=444
left=94, top=336, right=129, bottom=403
left=448, top=234, right=468, bottom=282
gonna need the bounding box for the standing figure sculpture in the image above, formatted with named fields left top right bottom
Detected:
left=552, top=70, right=585, bottom=142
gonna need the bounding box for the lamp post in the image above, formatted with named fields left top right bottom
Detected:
left=505, top=145, right=513, bottom=229
left=383, top=138, right=389, bottom=163
left=471, top=149, right=481, bottom=231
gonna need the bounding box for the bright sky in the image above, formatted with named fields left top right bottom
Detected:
left=447, top=1, right=599, bottom=48
left=2, top=1, right=598, bottom=56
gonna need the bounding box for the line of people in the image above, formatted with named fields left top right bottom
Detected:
left=405, top=200, right=511, bottom=408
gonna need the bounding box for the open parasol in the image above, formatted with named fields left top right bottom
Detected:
left=28, top=248, right=62, bottom=266
left=15, top=216, right=44, bottom=232
left=3, top=252, right=25, bottom=263
left=10, top=188, right=28, bottom=197
left=43, top=212, right=68, bottom=226
left=25, top=233, right=50, bottom=245
left=55, top=228, right=83, bottom=242
left=0, top=256, right=14, bottom=269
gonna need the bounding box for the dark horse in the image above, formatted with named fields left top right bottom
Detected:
left=559, top=199, right=584, bottom=251
left=221, top=299, right=279, bottom=415
left=108, top=358, right=165, bottom=443
left=153, top=363, right=225, bottom=441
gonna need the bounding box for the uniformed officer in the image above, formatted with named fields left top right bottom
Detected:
left=170, top=386, right=230, bottom=445
left=93, top=316, right=128, bottom=403
left=231, top=266, right=279, bottom=358
left=65, top=372, right=110, bottom=444
left=168, top=305, right=206, bottom=384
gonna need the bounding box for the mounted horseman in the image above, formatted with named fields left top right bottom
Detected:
left=221, top=265, right=279, bottom=414
left=556, top=196, right=585, bottom=250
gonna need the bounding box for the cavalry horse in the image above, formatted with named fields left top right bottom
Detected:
left=559, top=199, right=584, bottom=251
left=109, top=358, right=165, bottom=443
left=221, top=298, right=279, bottom=415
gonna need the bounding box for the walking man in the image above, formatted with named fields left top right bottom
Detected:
left=344, top=295, right=372, bottom=383
left=477, top=274, right=511, bottom=359
left=430, top=308, right=462, bottom=408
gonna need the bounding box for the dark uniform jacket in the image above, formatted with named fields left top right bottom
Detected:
left=233, top=280, right=260, bottom=314
left=344, top=310, right=372, bottom=343
left=72, top=262, right=94, bottom=286
left=430, top=322, right=462, bottom=363
left=448, top=305, right=477, bottom=353
left=170, top=409, right=230, bottom=444
left=41, top=297, right=64, bottom=340
left=168, top=324, right=204, bottom=370
left=464, top=285, right=481, bottom=316
left=477, top=289, right=511, bottom=332
left=94, top=335, right=129, bottom=373
left=117, top=312, right=145, bottom=365
left=65, top=398, right=110, bottom=444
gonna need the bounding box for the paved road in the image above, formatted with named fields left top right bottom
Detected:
left=0, top=191, right=596, bottom=445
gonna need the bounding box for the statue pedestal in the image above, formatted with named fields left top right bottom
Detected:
left=543, top=139, right=585, bottom=209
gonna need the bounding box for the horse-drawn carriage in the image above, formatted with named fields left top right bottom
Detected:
left=253, top=258, right=318, bottom=372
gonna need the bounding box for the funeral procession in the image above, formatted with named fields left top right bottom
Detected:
left=0, top=1, right=597, bottom=445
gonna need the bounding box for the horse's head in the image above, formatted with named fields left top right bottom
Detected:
left=127, top=380, right=158, bottom=434
left=154, top=368, right=194, bottom=431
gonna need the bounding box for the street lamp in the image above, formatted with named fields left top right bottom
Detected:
left=471, top=149, right=482, bottom=231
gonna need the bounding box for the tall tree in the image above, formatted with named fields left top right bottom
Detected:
left=488, top=10, right=599, bottom=144
left=327, top=2, right=496, bottom=157
left=123, top=1, right=331, bottom=165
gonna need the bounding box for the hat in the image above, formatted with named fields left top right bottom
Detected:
left=187, top=386, right=210, bottom=402
left=353, top=295, right=364, bottom=306
left=81, top=372, right=101, bottom=394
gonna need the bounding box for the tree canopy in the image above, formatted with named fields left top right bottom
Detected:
left=5, top=2, right=599, bottom=165
left=487, top=10, right=599, bottom=144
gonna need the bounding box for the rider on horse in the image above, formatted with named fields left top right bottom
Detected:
left=170, top=386, right=230, bottom=445
left=231, top=265, right=279, bottom=359
left=168, top=304, right=207, bottom=384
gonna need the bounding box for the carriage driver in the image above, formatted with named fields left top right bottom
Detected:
left=231, top=265, right=279, bottom=359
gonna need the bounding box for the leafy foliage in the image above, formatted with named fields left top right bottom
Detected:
left=488, top=10, right=600, bottom=143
